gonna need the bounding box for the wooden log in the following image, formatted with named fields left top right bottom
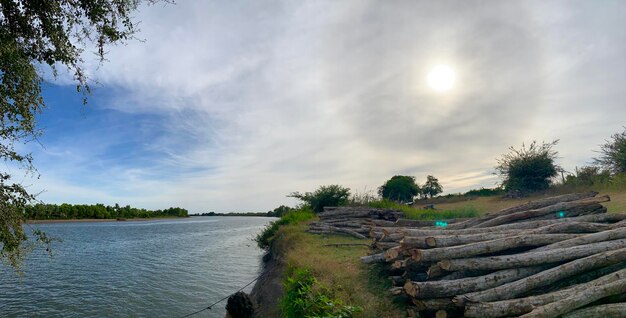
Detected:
left=439, top=238, right=626, bottom=271
left=412, top=298, right=455, bottom=311
left=412, top=234, right=579, bottom=262
left=464, top=268, right=626, bottom=318
left=426, top=264, right=447, bottom=280
left=360, top=253, right=384, bottom=264
left=384, top=246, right=404, bottom=262
left=447, top=192, right=598, bottom=229
left=562, top=303, right=626, bottom=318
left=532, top=262, right=626, bottom=294
left=389, top=286, right=403, bottom=296
left=456, top=247, right=626, bottom=304
left=389, top=275, right=405, bottom=286
left=370, top=219, right=396, bottom=227
left=473, top=195, right=610, bottom=228
left=403, top=228, right=522, bottom=236
left=525, top=221, right=610, bottom=234
left=535, top=227, right=626, bottom=252
left=424, top=232, right=524, bottom=248
left=399, top=236, right=431, bottom=249
left=391, top=259, right=406, bottom=270
left=374, top=242, right=399, bottom=250
left=404, top=266, right=548, bottom=298
left=519, top=277, right=626, bottom=318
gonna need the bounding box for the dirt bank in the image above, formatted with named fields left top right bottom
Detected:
left=249, top=251, right=285, bottom=318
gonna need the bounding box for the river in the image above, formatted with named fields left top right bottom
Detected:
left=0, top=217, right=274, bottom=317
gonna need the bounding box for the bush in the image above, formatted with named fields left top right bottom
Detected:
left=594, top=127, right=626, bottom=174
left=378, top=176, right=419, bottom=203
left=289, top=185, right=351, bottom=213
left=564, top=166, right=611, bottom=187
left=495, top=140, right=560, bottom=192
left=464, top=187, right=505, bottom=197
left=255, top=208, right=315, bottom=249
left=281, top=267, right=361, bottom=318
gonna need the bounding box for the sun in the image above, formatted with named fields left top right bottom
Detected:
left=427, top=65, right=456, bottom=92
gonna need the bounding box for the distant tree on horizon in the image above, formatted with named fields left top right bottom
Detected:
left=594, top=127, right=626, bottom=174
left=378, top=175, right=420, bottom=203
left=421, top=175, right=443, bottom=199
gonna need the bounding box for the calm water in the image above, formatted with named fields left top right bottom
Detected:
left=0, top=217, right=274, bottom=318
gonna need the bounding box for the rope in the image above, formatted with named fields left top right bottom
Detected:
left=177, top=274, right=262, bottom=318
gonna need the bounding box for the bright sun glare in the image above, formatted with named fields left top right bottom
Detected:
left=427, top=65, right=456, bottom=92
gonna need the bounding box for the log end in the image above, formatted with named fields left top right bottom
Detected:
left=426, top=236, right=437, bottom=247
left=403, top=281, right=417, bottom=297
left=438, top=260, right=451, bottom=271
left=435, top=309, right=448, bottom=318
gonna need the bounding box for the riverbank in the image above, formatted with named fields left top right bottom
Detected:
left=251, top=222, right=404, bottom=318
left=25, top=216, right=184, bottom=224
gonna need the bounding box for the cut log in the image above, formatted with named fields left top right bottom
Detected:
left=562, top=303, right=626, bottom=318
left=404, top=266, right=547, bottom=298
left=447, top=192, right=598, bottom=229
left=535, top=227, right=626, bottom=251
left=360, top=253, right=384, bottom=264
left=395, top=218, right=470, bottom=227
left=399, top=236, right=431, bottom=249
left=473, top=195, right=610, bottom=228
left=519, top=277, right=626, bottom=318
left=384, top=246, right=404, bottom=262
left=456, top=247, right=626, bottom=304
left=464, top=268, right=626, bottom=318
left=403, top=228, right=522, bottom=236
left=424, top=232, right=524, bottom=248
left=439, top=238, right=626, bottom=271
left=411, top=298, right=455, bottom=311
left=412, top=234, right=579, bottom=262
left=526, top=221, right=610, bottom=234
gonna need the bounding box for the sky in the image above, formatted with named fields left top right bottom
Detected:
left=21, top=0, right=626, bottom=213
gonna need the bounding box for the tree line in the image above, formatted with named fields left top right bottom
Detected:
left=24, top=203, right=188, bottom=220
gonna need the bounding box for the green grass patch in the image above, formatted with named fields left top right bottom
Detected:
left=367, top=199, right=417, bottom=214
left=255, top=208, right=316, bottom=249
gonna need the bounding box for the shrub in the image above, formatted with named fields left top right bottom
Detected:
left=378, top=175, right=419, bottom=203
left=464, top=187, right=505, bottom=197
left=281, top=267, right=361, bottom=318
left=594, top=127, right=626, bottom=174
left=564, top=166, right=611, bottom=187
left=288, top=185, right=351, bottom=213
left=495, top=140, right=560, bottom=192
left=255, top=208, right=315, bottom=249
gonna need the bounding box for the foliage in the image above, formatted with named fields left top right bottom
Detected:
left=564, top=166, right=611, bottom=187
left=378, top=175, right=419, bottom=203
left=367, top=199, right=419, bottom=215
left=255, top=208, right=315, bottom=249
left=495, top=140, right=560, bottom=192
left=464, top=187, right=505, bottom=197
left=1, top=0, right=149, bottom=267
left=421, top=175, right=443, bottom=199
left=24, top=203, right=188, bottom=220
left=271, top=205, right=295, bottom=217
left=281, top=267, right=361, bottom=318
left=594, top=127, right=626, bottom=174
left=289, top=185, right=351, bottom=213
left=403, top=206, right=479, bottom=220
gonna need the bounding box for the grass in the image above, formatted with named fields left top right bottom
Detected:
left=272, top=223, right=405, bottom=318
left=368, top=199, right=479, bottom=220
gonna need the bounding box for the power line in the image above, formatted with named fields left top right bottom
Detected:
left=178, top=274, right=262, bottom=318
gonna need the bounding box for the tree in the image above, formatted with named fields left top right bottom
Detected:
left=288, top=185, right=351, bottom=213
left=421, top=175, right=443, bottom=198
left=594, top=127, right=626, bottom=174
left=1, top=0, right=149, bottom=269
left=378, top=175, right=419, bottom=203
left=495, top=140, right=560, bottom=192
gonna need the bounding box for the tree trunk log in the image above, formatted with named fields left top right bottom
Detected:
left=413, top=234, right=579, bottom=262
left=456, top=247, right=626, bottom=304
left=535, top=227, right=626, bottom=252
left=439, top=238, right=626, bottom=271
left=562, top=303, right=626, bottom=318
left=360, top=253, right=384, bottom=264
left=520, top=278, right=626, bottom=318
left=404, top=266, right=547, bottom=298
left=464, top=268, right=626, bottom=317
left=473, top=196, right=610, bottom=228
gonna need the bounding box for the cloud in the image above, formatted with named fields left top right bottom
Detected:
left=31, top=0, right=626, bottom=212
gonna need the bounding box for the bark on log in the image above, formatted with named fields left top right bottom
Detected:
left=473, top=195, right=610, bottom=228
left=403, top=228, right=522, bottom=237
left=413, top=234, right=579, bottom=262
left=360, top=253, right=385, bottom=264
left=399, top=236, right=431, bottom=249
left=562, top=303, right=626, bottom=318
left=424, top=232, right=524, bottom=248
left=456, top=247, right=626, bottom=304
left=525, top=222, right=610, bottom=234
left=404, top=266, right=548, bottom=298
left=535, top=227, right=626, bottom=252
left=395, top=218, right=469, bottom=227
left=519, top=277, right=626, bottom=318
left=411, top=298, right=455, bottom=311
left=439, top=238, right=626, bottom=271
left=464, top=268, right=626, bottom=318
left=447, top=192, right=598, bottom=229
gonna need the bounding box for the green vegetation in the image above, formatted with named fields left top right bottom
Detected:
left=1, top=0, right=148, bottom=268
left=378, top=175, right=419, bottom=203
left=496, top=140, right=560, bottom=193
left=255, top=208, right=316, bottom=249
left=421, top=175, right=443, bottom=198
left=24, top=203, right=188, bottom=220
left=594, top=127, right=626, bottom=174
left=368, top=199, right=478, bottom=220
left=281, top=267, right=361, bottom=318
left=289, top=185, right=351, bottom=213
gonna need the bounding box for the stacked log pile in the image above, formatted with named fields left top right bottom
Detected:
left=357, top=192, right=626, bottom=318
left=307, top=206, right=405, bottom=239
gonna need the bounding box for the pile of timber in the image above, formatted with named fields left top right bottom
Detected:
left=359, top=192, right=626, bottom=318
left=307, top=206, right=405, bottom=239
